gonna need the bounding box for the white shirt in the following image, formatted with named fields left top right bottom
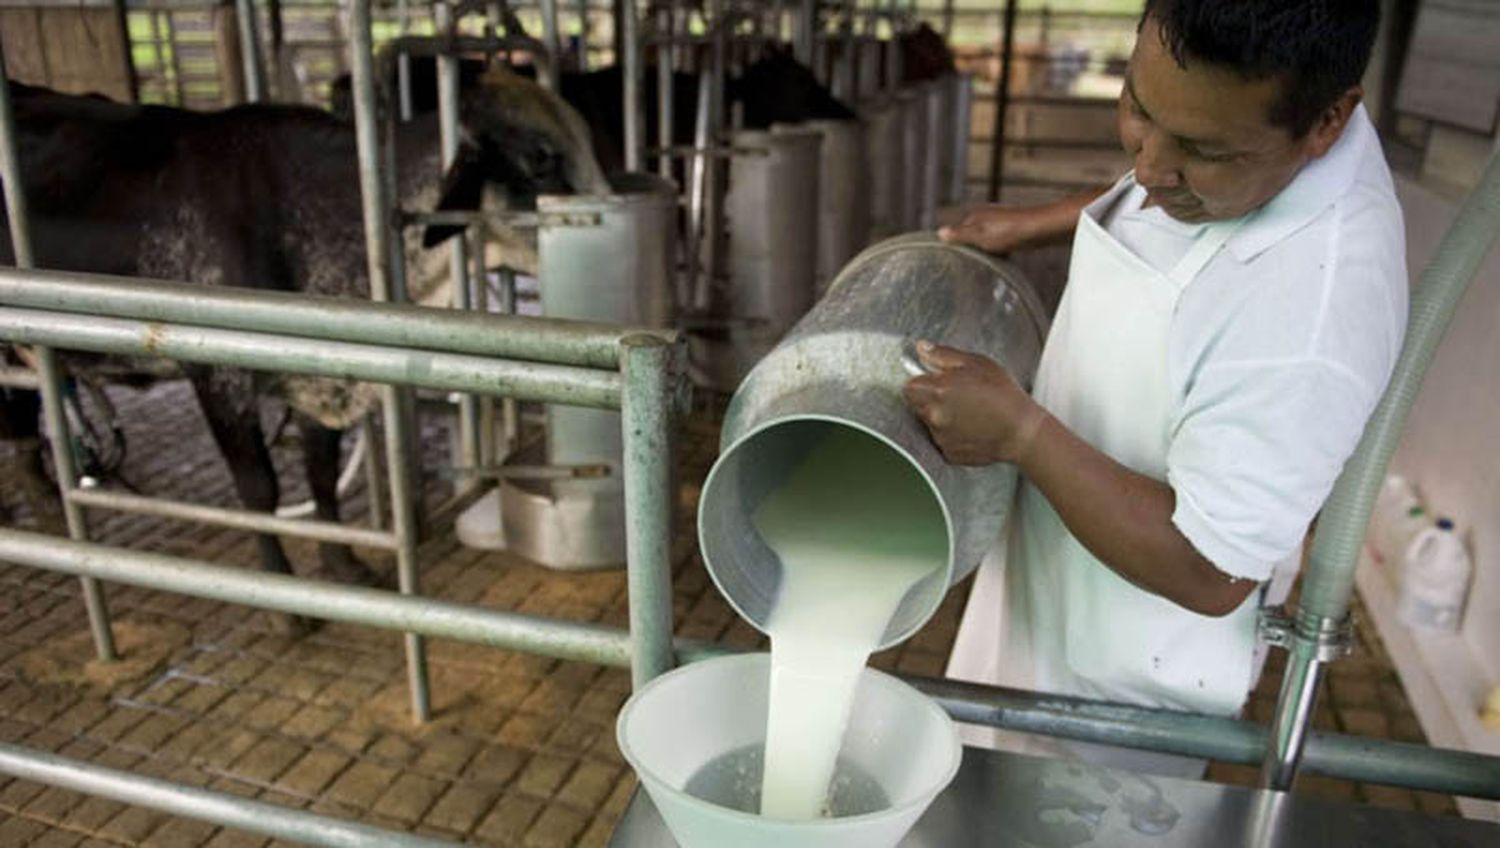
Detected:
left=1104, top=105, right=1407, bottom=582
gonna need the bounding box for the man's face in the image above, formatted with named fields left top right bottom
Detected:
left=1118, top=17, right=1337, bottom=223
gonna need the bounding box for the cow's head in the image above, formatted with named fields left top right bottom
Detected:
left=729, top=46, right=857, bottom=129
left=423, top=65, right=609, bottom=248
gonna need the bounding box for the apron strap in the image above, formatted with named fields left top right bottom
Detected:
left=1165, top=215, right=1247, bottom=288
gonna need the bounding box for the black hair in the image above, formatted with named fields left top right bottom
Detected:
left=1142, top=0, right=1380, bottom=137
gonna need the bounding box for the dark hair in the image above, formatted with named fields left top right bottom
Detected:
left=1142, top=0, right=1379, bottom=137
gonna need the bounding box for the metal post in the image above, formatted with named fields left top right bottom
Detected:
left=620, top=335, right=675, bottom=688
left=577, top=0, right=591, bottom=71
left=656, top=4, right=674, bottom=177
left=794, top=0, right=815, bottom=65
left=540, top=0, right=563, bottom=88
left=704, top=0, right=727, bottom=297
left=0, top=46, right=117, bottom=663
left=622, top=0, right=644, bottom=170
left=435, top=1, right=482, bottom=486
left=349, top=0, right=431, bottom=723
left=941, top=0, right=954, bottom=38
left=397, top=0, right=414, bottom=121
left=836, top=0, right=857, bottom=101
left=234, top=0, right=266, bottom=103
left=496, top=268, right=520, bottom=454
left=988, top=0, right=1018, bottom=202
left=361, top=416, right=386, bottom=529
left=1260, top=621, right=1327, bottom=790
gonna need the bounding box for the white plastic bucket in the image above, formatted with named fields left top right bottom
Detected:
left=616, top=653, right=961, bottom=848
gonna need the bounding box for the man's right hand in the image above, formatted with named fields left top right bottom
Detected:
left=938, top=206, right=1046, bottom=255
left=938, top=186, right=1111, bottom=256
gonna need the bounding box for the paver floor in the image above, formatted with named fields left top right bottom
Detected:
left=0, top=365, right=1460, bottom=845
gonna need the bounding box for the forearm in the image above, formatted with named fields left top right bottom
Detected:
left=1016, top=413, right=1255, bottom=616
left=1025, top=186, right=1110, bottom=247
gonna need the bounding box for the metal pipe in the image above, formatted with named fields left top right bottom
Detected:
left=0, top=307, right=626, bottom=410
left=0, top=743, right=457, bottom=848
left=656, top=4, right=673, bottom=177
left=0, top=528, right=636, bottom=668
left=622, top=0, right=644, bottom=170
left=0, top=267, right=673, bottom=370
left=360, top=415, right=386, bottom=530
left=381, top=379, right=429, bottom=722
left=794, top=0, right=814, bottom=64
left=234, top=0, right=266, bottom=102
left=434, top=1, right=482, bottom=485
left=66, top=488, right=398, bottom=551
left=621, top=335, right=676, bottom=689
left=988, top=0, right=1018, bottom=201
left=497, top=267, right=521, bottom=453
left=0, top=49, right=117, bottom=663
left=687, top=70, right=713, bottom=311
left=905, top=674, right=1500, bottom=800
left=397, top=0, right=413, bottom=121
left=540, top=0, right=563, bottom=89
left=1261, top=150, right=1500, bottom=790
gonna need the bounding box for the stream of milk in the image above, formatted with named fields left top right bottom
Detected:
left=751, top=426, right=947, bottom=820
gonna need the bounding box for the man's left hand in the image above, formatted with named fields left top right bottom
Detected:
left=901, top=341, right=1047, bottom=466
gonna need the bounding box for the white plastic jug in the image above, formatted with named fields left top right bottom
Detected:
left=1371, top=475, right=1427, bottom=575
left=1397, top=519, right=1471, bottom=632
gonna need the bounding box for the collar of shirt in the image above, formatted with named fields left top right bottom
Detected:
left=1223, top=104, right=1374, bottom=263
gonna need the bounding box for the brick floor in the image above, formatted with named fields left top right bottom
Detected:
left=0, top=376, right=1467, bottom=847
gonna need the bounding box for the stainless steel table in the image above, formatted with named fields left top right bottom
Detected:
left=609, top=745, right=1500, bottom=846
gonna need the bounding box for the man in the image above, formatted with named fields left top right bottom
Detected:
left=904, top=0, right=1404, bottom=776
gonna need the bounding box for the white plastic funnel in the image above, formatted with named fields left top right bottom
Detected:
left=616, top=653, right=961, bottom=848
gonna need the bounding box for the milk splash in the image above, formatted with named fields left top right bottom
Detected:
left=751, top=426, right=947, bottom=820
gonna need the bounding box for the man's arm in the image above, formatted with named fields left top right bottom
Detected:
left=938, top=186, right=1109, bottom=254
left=902, top=342, right=1257, bottom=617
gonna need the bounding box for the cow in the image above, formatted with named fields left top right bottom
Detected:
left=899, top=23, right=957, bottom=84
left=0, top=67, right=608, bottom=629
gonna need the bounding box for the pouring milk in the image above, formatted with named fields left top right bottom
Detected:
left=750, top=426, right=948, bottom=820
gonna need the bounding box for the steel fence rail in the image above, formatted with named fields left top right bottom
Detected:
left=0, top=742, right=458, bottom=848
left=0, top=307, right=625, bottom=410
left=0, top=267, right=675, bottom=371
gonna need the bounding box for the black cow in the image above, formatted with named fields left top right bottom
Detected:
left=0, top=70, right=607, bottom=623
left=331, top=47, right=857, bottom=174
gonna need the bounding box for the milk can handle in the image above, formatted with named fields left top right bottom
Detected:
left=900, top=338, right=933, bottom=377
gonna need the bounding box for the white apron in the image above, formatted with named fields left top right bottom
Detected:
left=945, top=179, right=1262, bottom=777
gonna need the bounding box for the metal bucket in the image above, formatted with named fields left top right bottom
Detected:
left=691, top=125, right=823, bottom=389
left=861, top=97, right=905, bottom=241
left=697, top=233, right=1049, bottom=648
left=808, top=118, right=872, bottom=297
left=493, top=172, right=676, bottom=569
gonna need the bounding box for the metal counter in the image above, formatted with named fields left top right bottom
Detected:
left=609, top=745, right=1500, bottom=847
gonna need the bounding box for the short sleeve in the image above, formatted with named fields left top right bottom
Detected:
left=1166, top=359, right=1378, bottom=582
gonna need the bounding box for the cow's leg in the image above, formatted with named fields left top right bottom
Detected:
left=0, top=387, right=63, bottom=532
left=186, top=369, right=311, bottom=635
left=299, top=416, right=380, bottom=586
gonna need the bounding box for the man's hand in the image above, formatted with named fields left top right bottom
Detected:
left=902, top=341, right=1047, bottom=466
left=938, top=187, right=1109, bottom=255
left=938, top=207, right=1043, bottom=255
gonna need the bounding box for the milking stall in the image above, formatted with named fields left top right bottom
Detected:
left=1, top=0, right=1499, bottom=844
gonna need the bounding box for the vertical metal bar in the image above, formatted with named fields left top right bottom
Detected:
left=941, top=0, right=953, bottom=39
left=576, top=0, right=590, bottom=71
left=686, top=72, right=711, bottom=311
left=656, top=5, right=673, bottom=177
left=0, top=44, right=117, bottom=663
left=397, top=0, right=414, bottom=121
left=794, top=0, right=815, bottom=65
left=496, top=268, right=519, bottom=453
left=1260, top=627, right=1326, bottom=790
left=704, top=0, right=726, bottom=295
left=620, top=335, right=675, bottom=688
left=349, top=0, right=431, bottom=723
left=162, top=13, right=186, bottom=107
left=540, top=0, right=563, bottom=87
left=622, top=0, right=644, bottom=170
left=988, top=0, right=1017, bottom=202
left=949, top=73, right=972, bottom=203
left=836, top=0, right=857, bottom=101
left=235, top=0, right=266, bottom=102
left=434, top=1, right=481, bottom=483
left=361, top=416, right=386, bottom=530
left=470, top=228, right=497, bottom=467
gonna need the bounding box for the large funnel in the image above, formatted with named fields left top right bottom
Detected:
left=617, top=653, right=961, bottom=848
left=698, top=234, right=1049, bottom=648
